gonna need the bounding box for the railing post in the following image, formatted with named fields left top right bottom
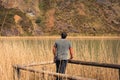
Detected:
left=13, top=67, right=16, bottom=80
left=17, top=68, right=20, bottom=80
left=42, top=66, right=47, bottom=80
left=13, top=66, right=21, bottom=80
left=34, top=72, right=36, bottom=80
left=118, top=69, right=120, bottom=80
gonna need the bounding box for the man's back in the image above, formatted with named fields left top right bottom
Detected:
left=54, top=39, right=71, bottom=60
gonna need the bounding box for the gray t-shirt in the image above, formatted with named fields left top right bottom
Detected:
left=54, top=39, right=71, bottom=60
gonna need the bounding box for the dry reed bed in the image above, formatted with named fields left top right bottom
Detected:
left=0, top=37, right=120, bottom=80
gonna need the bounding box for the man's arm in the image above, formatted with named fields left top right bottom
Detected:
left=69, top=48, right=73, bottom=59
left=53, top=46, right=56, bottom=62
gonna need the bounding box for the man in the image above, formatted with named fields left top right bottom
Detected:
left=53, top=32, right=74, bottom=80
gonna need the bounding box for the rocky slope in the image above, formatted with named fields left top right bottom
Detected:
left=0, top=0, right=120, bottom=36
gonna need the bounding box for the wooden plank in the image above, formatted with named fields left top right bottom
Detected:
left=23, top=61, right=54, bottom=67
left=13, top=65, right=96, bottom=80
left=23, top=60, right=120, bottom=69
left=68, top=60, right=120, bottom=69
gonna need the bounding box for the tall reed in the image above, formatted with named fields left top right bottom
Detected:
left=0, top=37, right=119, bottom=80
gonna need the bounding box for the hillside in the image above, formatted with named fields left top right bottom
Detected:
left=0, top=0, right=120, bottom=36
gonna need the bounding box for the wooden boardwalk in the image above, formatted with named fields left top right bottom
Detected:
left=13, top=61, right=97, bottom=80
left=13, top=60, right=120, bottom=80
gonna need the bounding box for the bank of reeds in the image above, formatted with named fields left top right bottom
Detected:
left=0, top=37, right=120, bottom=80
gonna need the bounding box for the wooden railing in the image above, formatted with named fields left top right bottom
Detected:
left=13, top=60, right=120, bottom=80
left=69, top=60, right=120, bottom=80
left=69, top=60, right=120, bottom=69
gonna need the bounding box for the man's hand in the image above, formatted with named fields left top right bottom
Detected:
left=70, top=56, right=73, bottom=59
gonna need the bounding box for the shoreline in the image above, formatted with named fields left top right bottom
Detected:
left=0, top=36, right=120, bottom=40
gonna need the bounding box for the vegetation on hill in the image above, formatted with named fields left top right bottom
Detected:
left=0, top=5, right=33, bottom=36
left=0, top=0, right=120, bottom=36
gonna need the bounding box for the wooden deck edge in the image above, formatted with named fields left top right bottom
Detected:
left=13, top=65, right=96, bottom=80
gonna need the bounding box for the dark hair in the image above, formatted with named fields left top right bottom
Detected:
left=61, top=32, right=67, bottom=39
